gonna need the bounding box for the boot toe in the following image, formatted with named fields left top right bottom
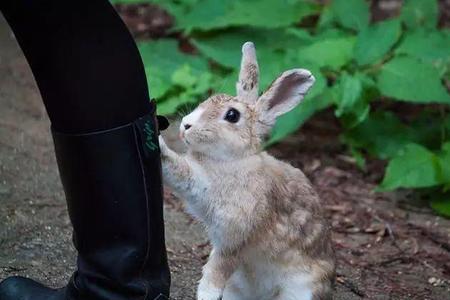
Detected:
left=0, top=276, right=64, bottom=300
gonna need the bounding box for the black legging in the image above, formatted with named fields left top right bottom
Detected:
left=1, top=0, right=152, bottom=134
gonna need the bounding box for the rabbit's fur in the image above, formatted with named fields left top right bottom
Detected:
left=159, top=42, right=335, bottom=300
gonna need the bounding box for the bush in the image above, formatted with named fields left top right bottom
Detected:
left=112, top=0, right=450, bottom=217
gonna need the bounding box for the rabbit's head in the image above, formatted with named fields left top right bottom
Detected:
left=179, top=42, right=315, bottom=161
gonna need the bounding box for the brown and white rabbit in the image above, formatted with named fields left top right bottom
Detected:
left=159, top=42, right=335, bottom=300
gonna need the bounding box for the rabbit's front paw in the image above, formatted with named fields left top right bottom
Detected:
left=197, top=280, right=223, bottom=300
left=158, top=135, right=169, bottom=156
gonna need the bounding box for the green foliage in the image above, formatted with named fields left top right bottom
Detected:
left=431, top=196, right=450, bottom=218
left=113, top=0, right=450, bottom=217
left=329, top=0, right=370, bottom=31
left=377, top=56, right=450, bottom=104
left=378, top=143, right=443, bottom=190
left=396, top=29, right=450, bottom=75
left=400, top=0, right=438, bottom=29
left=138, top=40, right=211, bottom=114
left=297, top=37, right=356, bottom=69
left=343, top=112, right=418, bottom=159
left=354, top=19, right=401, bottom=66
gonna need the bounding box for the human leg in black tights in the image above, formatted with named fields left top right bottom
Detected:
left=1, top=0, right=151, bottom=133
left=0, top=1, right=170, bottom=299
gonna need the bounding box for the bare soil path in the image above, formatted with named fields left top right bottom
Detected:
left=1, top=14, right=450, bottom=299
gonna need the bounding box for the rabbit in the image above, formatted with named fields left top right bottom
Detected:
left=158, top=42, right=335, bottom=300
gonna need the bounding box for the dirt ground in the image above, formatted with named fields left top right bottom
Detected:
left=1, top=8, right=450, bottom=300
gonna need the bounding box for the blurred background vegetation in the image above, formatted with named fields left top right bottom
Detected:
left=111, top=0, right=450, bottom=217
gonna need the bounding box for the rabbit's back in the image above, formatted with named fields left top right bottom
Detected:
left=238, top=153, right=335, bottom=298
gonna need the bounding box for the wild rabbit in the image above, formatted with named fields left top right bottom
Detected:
left=159, top=42, right=335, bottom=300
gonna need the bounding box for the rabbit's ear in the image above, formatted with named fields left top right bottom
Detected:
left=236, top=42, right=259, bottom=104
left=255, top=69, right=315, bottom=128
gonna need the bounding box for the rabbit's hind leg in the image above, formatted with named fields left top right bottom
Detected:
left=222, top=270, right=252, bottom=300
left=275, top=273, right=314, bottom=300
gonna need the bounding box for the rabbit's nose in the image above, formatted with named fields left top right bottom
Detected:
left=184, top=123, right=192, bottom=130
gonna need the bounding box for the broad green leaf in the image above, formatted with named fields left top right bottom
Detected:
left=344, top=110, right=450, bottom=160
left=192, top=28, right=312, bottom=90
left=317, top=6, right=335, bottom=29
left=297, top=37, right=355, bottom=70
left=350, top=146, right=366, bottom=169
left=438, top=142, right=450, bottom=184
left=396, top=29, right=450, bottom=75
left=330, top=0, right=370, bottom=31
left=333, top=73, right=374, bottom=128
left=192, top=28, right=310, bottom=69
left=335, top=73, right=363, bottom=117
left=147, top=0, right=200, bottom=22
left=174, top=0, right=318, bottom=32
left=377, top=56, right=450, bottom=104
left=342, top=112, right=419, bottom=160
left=172, top=65, right=197, bottom=88
left=138, top=40, right=209, bottom=99
left=211, top=70, right=238, bottom=95
left=379, top=143, right=442, bottom=190
left=158, top=72, right=212, bottom=115
left=401, top=0, right=438, bottom=29
left=315, top=28, right=351, bottom=40
left=408, top=112, right=449, bottom=151
left=286, top=28, right=315, bottom=42
left=354, top=19, right=402, bottom=66
left=430, top=197, right=450, bottom=218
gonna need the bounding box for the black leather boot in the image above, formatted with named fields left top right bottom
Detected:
left=0, top=109, right=170, bottom=300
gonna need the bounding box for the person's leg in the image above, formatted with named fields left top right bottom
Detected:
left=1, top=0, right=151, bottom=133
left=0, top=1, right=170, bottom=299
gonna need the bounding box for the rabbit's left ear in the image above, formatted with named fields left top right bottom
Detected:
left=236, top=42, right=259, bottom=104
left=255, top=69, right=315, bottom=128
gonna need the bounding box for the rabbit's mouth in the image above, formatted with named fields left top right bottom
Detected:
left=179, top=131, right=191, bottom=146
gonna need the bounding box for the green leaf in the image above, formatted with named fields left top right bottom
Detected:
left=211, top=70, right=238, bottom=95
left=377, top=56, right=450, bottom=104
left=438, top=142, right=450, bottom=184
left=350, top=146, right=366, bottom=170
left=342, top=112, right=419, bottom=160
left=401, top=0, right=438, bottom=29
left=344, top=111, right=450, bottom=161
left=192, top=28, right=312, bottom=90
left=317, top=6, right=335, bottom=29
left=174, top=0, right=318, bottom=32
left=330, top=0, right=370, bottom=31
left=333, top=73, right=374, bottom=128
left=297, top=36, right=356, bottom=70
left=147, top=0, right=200, bottom=22
left=192, top=28, right=310, bottom=68
left=354, top=19, right=402, bottom=66
left=138, top=40, right=209, bottom=99
left=172, top=64, right=198, bottom=88
left=158, top=71, right=212, bottom=115
left=396, top=29, right=450, bottom=75
left=379, top=143, right=442, bottom=191
left=335, top=73, right=363, bottom=117
left=429, top=190, right=450, bottom=218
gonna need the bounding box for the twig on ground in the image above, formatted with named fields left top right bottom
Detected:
left=336, top=274, right=366, bottom=298
left=408, top=223, right=450, bottom=253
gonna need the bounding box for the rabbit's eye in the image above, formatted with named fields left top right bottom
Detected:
left=224, top=108, right=240, bottom=123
